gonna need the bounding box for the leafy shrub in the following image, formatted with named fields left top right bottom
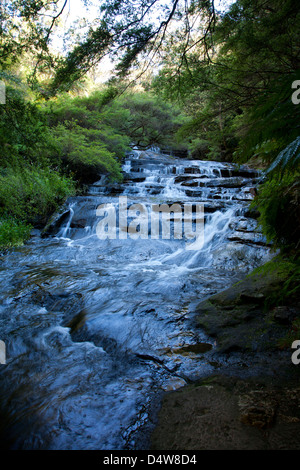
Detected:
left=118, top=92, right=186, bottom=149
left=0, top=77, right=52, bottom=168
left=43, top=89, right=187, bottom=182
left=265, top=136, right=300, bottom=176
left=0, top=218, right=32, bottom=248
left=0, top=166, right=76, bottom=226
left=48, top=122, right=123, bottom=183
left=249, top=254, right=300, bottom=312
left=253, top=174, right=300, bottom=252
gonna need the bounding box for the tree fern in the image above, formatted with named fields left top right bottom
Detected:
left=265, top=136, right=300, bottom=176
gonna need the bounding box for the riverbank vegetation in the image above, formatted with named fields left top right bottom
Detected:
left=0, top=0, right=299, bottom=267
left=0, top=78, right=184, bottom=247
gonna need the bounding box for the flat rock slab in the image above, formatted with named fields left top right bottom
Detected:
left=150, top=375, right=300, bottom=450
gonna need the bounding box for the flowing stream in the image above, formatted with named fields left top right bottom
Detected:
left=0, top=149, right=272, bottom=449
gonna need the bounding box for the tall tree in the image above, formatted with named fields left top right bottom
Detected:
left=152, top=0, right=300, bottom=161
left=0, top=0, right=69, bottom=68
left=1, top=0, right=219, bottom=94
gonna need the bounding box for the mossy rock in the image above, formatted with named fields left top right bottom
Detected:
left=195, top=262, right=299, bottom=353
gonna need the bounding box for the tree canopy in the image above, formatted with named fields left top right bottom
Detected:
left=0, top=0, right=218, bottom=94
left=0, top=0, right=299, bottom=252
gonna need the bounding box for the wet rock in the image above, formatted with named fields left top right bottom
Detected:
left=249, top=187, right=258, bottom=197
left=149, top=188, right=162, bottom=195
left=220, top=168, right=232, bottom=177
left=205, top=202, right=226, bottom=212
left=194, top=263, right=295, bottom=354
left=227, top=231, right=269, bottom=247
left=30, top=229, right=41, bottom=238
left=70, top=219, right=88, bottom=229
left=64, top=309, right=87, bottom=333
left=220, top=168, right=261, bottom=179
left=123, top=175, right=146, bottom=183
left=238, top=391, right=277, bottom=429
left=174, top=175, right=206, bottom=184
left=151, top=376, right=300, bottom=450
left=41, top=208, right=71, bottom=237
left=232, top=218, right=257, bottom=232
left=184, top=189, right=203, bottom=198
left=243, top=207, right=260, bottom=219
left=161, top=377, right=187, bottom=391
left=198, top=177, right=247, bottom=188
left=232, top=168, right=261, bottom=178
left=0, top=151, right=280, bottom=450
left=183, top=167, right=201, bottom=175
left=135, top=353, right=165, bottom=364
left=183, top=179, right=200, bottom=187
left=272, top=306, right=299, bottom=325
left=172, top=343, right=213, bottom=355
left=105, top=183, right=124, bottom=194
left=151, top=377, right=267, bottom=450
left=240, top=292, right=265, bottom=303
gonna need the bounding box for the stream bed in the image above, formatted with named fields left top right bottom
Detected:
left=0, top=149, right=272, bottom=449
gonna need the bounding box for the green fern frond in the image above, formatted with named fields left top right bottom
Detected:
left=265, top=136, right=300, bottom=175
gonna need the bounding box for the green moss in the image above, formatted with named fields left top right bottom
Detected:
left=247, top=254, right=300, bottom=309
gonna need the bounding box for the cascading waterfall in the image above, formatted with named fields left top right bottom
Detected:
left=0, top=148, right=272, bottom=450
left=56, top=202, right=76, bottom=239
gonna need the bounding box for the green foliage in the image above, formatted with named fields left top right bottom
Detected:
left=0, top=218, right=32, bottom=249
left=0, top=166, right=76, bottom=226
left=49, top=122, right=124, bottom=183
left=0, top=1, right=191, bottom=247
left=0, top=72, right=52, bottom=167
left=49, top=0, right=194, bottom=91
left=233, top=72, right=300, bottom=164
left=252, top=137, right=300, bottom=255
left=49, top=26, right=113, bottom=95
left=249, top=254, right=300, bottom=311
left=1, top=0, right=299, bottom=257
left=0, top=72, right=79, bottom=246
left=0, top=67, right=188, bottom=250
left=150, top=0, right=300, bottom=253
left=46, top=89, right=131, bottom=155
left=265, top=137, right=300, bottom=176
left=152, top=0, right=300, bottom=165
left=42, top=89, right=186, bottom=183
left=117, top=91, right=186, bottom=149
left=252, top=174, right=300, bottom=251
left=42, top=89, right=131, bottom=182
